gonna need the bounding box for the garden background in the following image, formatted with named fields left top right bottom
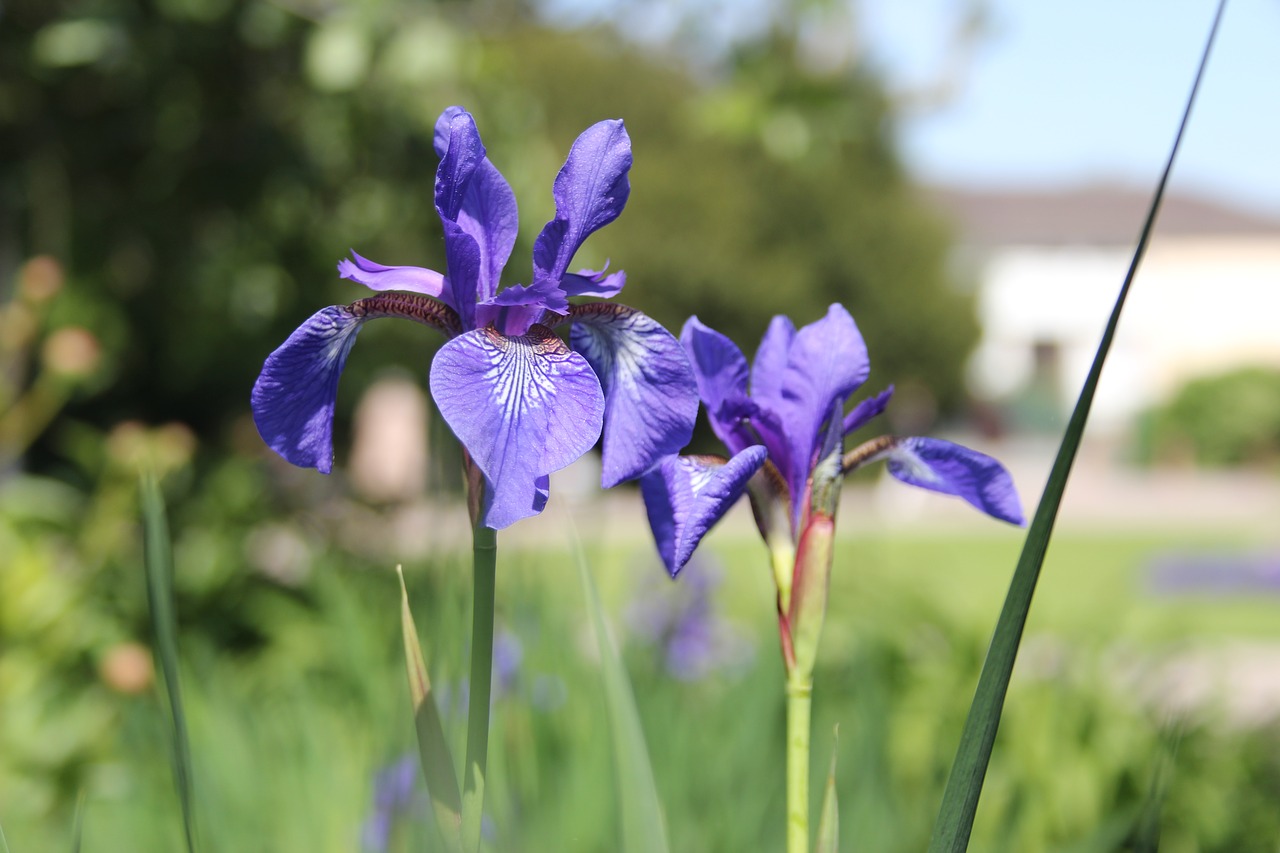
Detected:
left=4, top=0, right=1280, bottom=850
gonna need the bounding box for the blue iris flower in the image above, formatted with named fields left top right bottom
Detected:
left=642, top=305, right=1026, bottom=576
left=252, top=107, right=698, bottom=529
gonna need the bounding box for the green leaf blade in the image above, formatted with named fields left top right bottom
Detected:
left=575, top=544, right=670, bottom=853
left=398, top=567, right=464, bottom=853
left=140, top=474, right=199, bottom=853
left=927, top=3, right=1229, bottom=850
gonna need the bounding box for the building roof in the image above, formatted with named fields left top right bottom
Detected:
left=928, top=185, right=1280, bottom=248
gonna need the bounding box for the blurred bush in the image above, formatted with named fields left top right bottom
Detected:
left=1135, top=366, right=1280, bottom=467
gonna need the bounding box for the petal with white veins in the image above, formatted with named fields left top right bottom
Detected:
left=641, top=448, right=769, bottom=577
left=571, top=303, right=699, bottom=487
left=430, top=325, right=605, bottom=529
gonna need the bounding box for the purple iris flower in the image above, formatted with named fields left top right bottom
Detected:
left=251, top=107, right=697, bottom=528
left=642, top=304, right=1026, bottom=576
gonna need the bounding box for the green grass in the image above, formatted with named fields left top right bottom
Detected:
left=5, top=528, right=1280, bottom=851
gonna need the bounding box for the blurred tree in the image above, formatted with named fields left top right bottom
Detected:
left=1136, top=366, right=1280, bottom=468
left=1, top=0, right=975, bottom=473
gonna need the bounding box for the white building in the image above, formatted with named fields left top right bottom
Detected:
left=931, top=186, right=1280, bottom=435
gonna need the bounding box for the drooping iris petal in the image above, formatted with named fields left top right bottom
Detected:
left=430, top=325, right=605, bottom=529
left=843, top=386, right=894, bottom=435
left=433, top=107, right=518, bottom=302
left=532, top=120, right=632, bottom=282
left=771, top=304, right=870, bottom=519
left=885, top=436, right=1026, bottom=526
left=251, top=305, right=365, bottom=474
left=337, top=251, right=447, bottom=300
left=680, top=317, right=755, bottom=455
left=571, top=304, right=699, bottom=487
left=641, top=448, right=769, bottom=577
left=560, top=265, right=627, bottom=298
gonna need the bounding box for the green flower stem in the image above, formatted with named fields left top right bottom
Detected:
left=786, top=673, right=813, bottom=853
left=463, top=522, right=497, bottom=849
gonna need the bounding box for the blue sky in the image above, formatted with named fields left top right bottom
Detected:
left=545, top=0, right=1280, bottom=217
left=863, top=0, right=1280, bottom=215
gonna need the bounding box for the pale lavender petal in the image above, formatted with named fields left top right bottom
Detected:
left=679, top=317, right=754, bottom=454
left=429, top=326, right=604, bottom=529
left=641, top=448, right=768, bottom=577
left=571, top=304, right=698, bottom=487
left=432, top=107, right=518, bottom=302
left=843, top=386, right=894, bottom=435
left=251, top=306, right=364, bottom=474
left=885, top=437, right=1026, bottom=526
left=532, top=120, right=632, bottom=281
left=337, top=251, right=447, bottom=299
left=560, top=265, right=627, bottom=298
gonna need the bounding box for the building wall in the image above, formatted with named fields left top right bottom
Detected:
left=968, top=236, right=1280, bottom=434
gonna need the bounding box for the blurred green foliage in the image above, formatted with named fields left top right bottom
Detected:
left=2, top=0, right=973, bottom=474
left=1136, top=367, right=1280, bottom=467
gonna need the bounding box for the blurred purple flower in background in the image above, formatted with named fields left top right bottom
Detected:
left=626, top=553, right=754, bottom=680
left=361, top=754, right=419, bottom=853
left=252, top=106, right=697, bottom=528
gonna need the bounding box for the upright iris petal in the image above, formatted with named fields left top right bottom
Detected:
left=680, top=317, right=755, bottom=455
left=532, top=120, right=632, bottom=283
left=768, top=305, right=870, bottom=520
left=433, top=107, right=518, bottom=302
left=430, top=325, right=605, bottom=529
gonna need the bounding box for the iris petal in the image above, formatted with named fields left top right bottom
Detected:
left=770, top=305, right=871, bottom=521
left=885, top=437, right=1026, bottom=526
left=251, top=306, right=364, bottom=474
left=433, top=107, right=518, bottom=302
left=532, top=120, right=632, bottom=282
left=430, top=325, right=605, bottom=529
left=434, top=110, right=484, bottom=221
left=843, top=386, right=894, bottom=435
left=337, top=251, right=447, bottom=299
left=560, top=266, right=627, bottom=298
left=641, top=448, right=768, bottom=577
left=571, top=304, right=699, bottom=487
left=679, top=317, right=755, bottom=455
left=750, top=314, right=795, bottom=404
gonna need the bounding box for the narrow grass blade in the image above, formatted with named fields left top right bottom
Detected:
left=814, top=727, right=839, bottom=853
left=397, top=567, right=464, bottom=852
left=1125, top=726, right=1182, bottom=852
left=0, top=816, right=10, bottom=853
left=573, top=540, right=670, bottom=853
left=927, top=3, right=1228, bottom=850
left=69, top=790, right=85, bottom=853
left=140, top=474, right=199, bottom=853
